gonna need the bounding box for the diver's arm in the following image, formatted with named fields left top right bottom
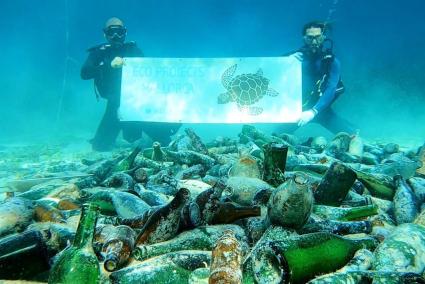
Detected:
left=125, top=42, right=144, bottom=57
left=81, top=51, right=104, bottom=80
left=312, top=57, right=341, bottom=113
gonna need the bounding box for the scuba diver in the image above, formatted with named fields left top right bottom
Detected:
left=81, top=17, right=181, bottom=151
left=279, top=21, right=355, bottom=134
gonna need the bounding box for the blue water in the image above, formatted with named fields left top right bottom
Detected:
left=1, top=0, right=424, bottom=147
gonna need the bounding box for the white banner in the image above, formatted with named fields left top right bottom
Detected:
left=120, top=57, right=302, bottom=123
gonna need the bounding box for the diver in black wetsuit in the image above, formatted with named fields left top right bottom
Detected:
left=279, top=21, right=355, bottom=135
left=81, top=17, right=180, bottom=151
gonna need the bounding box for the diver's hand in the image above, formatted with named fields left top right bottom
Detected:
left=111, top=57, right=125, bottom=68
left=291, top=52, right=303, bottom=62
left=298, top=110, right=317, bottom=126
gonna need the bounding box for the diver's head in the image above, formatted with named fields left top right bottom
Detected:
left=302, top=21, right=327, bottom=54
left=103, top=17, right=127, bottom=46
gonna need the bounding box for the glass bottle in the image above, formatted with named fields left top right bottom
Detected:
left=314, top=162, right=357, bottom=206
left=209, top=230, right=243, bottom=284
left=133, top=224, right=246, bottom=261
left=263, top=142, right=288, bottom=187
left=393, top=174, right=419, bottom=225
left=112, top=145, right=142, bottom=172
left=313, top=204, right=378, bottom=221
left=299, top=214, right=372, bottom=235
left=267, top=173, right=314, bottom=229
left=252, top=232, right=378, bottom=284
left=0, top=229, right=50, bottom=280
left=136, top=188, right=190, bottom=245
left=102, top=225, right=136, bottom=272
left=211, top=202, right=261, bottom=224
left=48, top=203, right=100, bottom=284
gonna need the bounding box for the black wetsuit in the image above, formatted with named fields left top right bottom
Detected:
left=278, top=48, right=355, bottom=135
left=81, top=42, right=180, bottom=151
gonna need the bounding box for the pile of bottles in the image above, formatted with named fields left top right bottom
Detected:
left=0, top=126, right=425, bottom=283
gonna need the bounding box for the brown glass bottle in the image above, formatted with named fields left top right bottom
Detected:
left=209, top=230, right=243, bottom=284
left=211, top=202, right=261, bottom=224
left=136, top=188, right=190, bottom=245
left=102, top=225, right=137, bottom=272
left=192, top=180, right=226, bottom=225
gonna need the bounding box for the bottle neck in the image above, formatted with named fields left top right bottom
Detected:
left=124, top=146, right=142, bottom=166
left=214, top=203, right=261, bottom=223
left=104, top=251, right=120, bottom=272
left=73, top=204, right=99, bottom=249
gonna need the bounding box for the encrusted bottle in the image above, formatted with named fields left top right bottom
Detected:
left=393, top=174, right=418, bottom=225
left=348, top=130, right=364, bottom=157
left=263, top=142, right=288, bottom=186
left=267, top=173, right=313, bottom=229
left=192, top=179, right=226, bottom=225
left=252, top=232, right=378, bottom=284
left=209, top=230, right=243, bottom=284
left=102, top=225, right=136, bottom=272
left=110, top=250, right=211, bottom=283
left=314, top=162, right=357, bottom=206
left=48, top=203, right=100, bottom=284
left=151, top=141, right=166, bottom=162
left=0, top=197, right=34, bottom=238
left=313, top=204, right=378, bottom=221
left=133, top=224, right=247, bottom=261
left=300, top=214, right=372, bottom=235
left=355, top=170, right=395, bottom=200
left=136, top=187, right=190, bottom=245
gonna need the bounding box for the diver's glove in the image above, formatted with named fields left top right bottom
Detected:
left=111, top=56, right=125, bottom=68
left=298, top=109, right=317, bottom=126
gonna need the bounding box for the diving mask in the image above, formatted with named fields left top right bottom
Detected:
left=104, top=26, right=127, bottom=38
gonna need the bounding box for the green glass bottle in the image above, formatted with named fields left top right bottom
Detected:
left=48, top=203, right=100, bottom=284
left=313, top=204, right=378, bottom=221
left=112, top=145, right=142, bottom=172
left=110, top=250, right=211, bottom=284
left=355, top=170, right=395, bottom=200
left=252, top=232, right=378, bottom=284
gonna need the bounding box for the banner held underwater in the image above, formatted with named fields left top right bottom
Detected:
left=119, top=57, right=302, bottom=123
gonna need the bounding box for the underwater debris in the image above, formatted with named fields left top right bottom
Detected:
left=0, top=127, right=424, bottom=282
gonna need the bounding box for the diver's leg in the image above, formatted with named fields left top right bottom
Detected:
left=142, top=122, right=182, bottom=146
left=91, top=101, right=120, bottom=151
left=315, top=108, right=356, bottom=134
